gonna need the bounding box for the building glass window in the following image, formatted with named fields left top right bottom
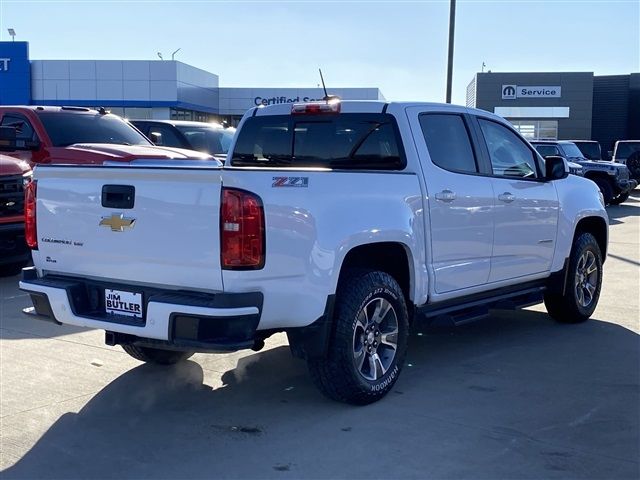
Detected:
left=509, top=119, right=558, bottom=141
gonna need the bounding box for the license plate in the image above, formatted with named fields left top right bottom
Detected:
left=105, top=289, right=143, bottom=318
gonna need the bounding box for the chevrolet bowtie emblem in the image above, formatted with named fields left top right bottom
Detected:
left=99, top=213, right=136, bottom=232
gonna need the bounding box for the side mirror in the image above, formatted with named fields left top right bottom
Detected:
left=545, top=155, right=569, bottom=180
left=149, top=131, right=163, bottom=145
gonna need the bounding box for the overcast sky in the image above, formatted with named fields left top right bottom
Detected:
left=1, top=0, right=638, bottom=105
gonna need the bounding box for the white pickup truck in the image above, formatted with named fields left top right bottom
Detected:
left=20, top=100, right=609, bottom=404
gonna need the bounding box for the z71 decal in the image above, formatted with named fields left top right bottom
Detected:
left=272, top=177, right=309, bottom=188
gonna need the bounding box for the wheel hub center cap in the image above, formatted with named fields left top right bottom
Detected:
left=367, top=332, right=375, bottom=345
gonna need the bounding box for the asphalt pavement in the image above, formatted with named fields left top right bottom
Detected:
left=1, top=191, right=638, bottom=479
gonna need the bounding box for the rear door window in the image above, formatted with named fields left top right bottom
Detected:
left=419, top=113, right=478, bottom=174
left=231, top=113, right=405, bottom=170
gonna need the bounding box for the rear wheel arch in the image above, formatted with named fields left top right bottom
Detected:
left=336, top=242, right=414, bottom=304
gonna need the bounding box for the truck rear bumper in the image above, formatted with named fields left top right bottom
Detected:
left=19, top=268, right=263, bottom=352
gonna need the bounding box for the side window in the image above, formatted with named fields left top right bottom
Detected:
left=148, top=125, right=184, bottom=148
left=1, top=114, right=38, bottom=142
left=535, top=145, right=560, bottom=157
left=419, top=114, right=478, bottom=174
left=478, top=119, right=539, bottom=179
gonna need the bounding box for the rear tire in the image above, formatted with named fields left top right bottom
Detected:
left=544, top=232, right=603, bottom=323
left=122, top=344, right=194, bottom=365
left=610, top=191, right=630, bottom=205
left=591, top=177, right=613, bottom=205
left=308, top=270, right=409, bottom=405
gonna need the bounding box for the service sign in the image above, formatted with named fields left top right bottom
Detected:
left=502, top=85, right=561, bottom=99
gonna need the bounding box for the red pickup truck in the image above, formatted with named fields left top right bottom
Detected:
left=0, top=153, right=31, bottom=270
left=0, top=105, right=213, bottom=166
left=0, top=106, right=212, bottom=272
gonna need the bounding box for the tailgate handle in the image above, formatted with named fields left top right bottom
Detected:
left=102, top=185, right=135, bottom=209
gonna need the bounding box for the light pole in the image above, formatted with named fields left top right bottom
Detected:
left=445, top=0, right=456, bottom=103
left=8, top=28, right=16, bottom=41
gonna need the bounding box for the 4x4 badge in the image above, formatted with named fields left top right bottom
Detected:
left=99, top=213, right=136, bottom=232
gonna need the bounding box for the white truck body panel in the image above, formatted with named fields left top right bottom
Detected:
left=220, top=168, right=426, bottom=329
left=32, top=165, right=224, bottom=292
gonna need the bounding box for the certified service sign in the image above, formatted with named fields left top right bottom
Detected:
left=502, top=85, right=561, bottom=99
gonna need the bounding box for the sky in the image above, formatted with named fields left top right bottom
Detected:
left=0, top=0, right=638, bottom=105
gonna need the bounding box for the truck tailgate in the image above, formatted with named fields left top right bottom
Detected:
left=32, top=164, right=224, bottom=292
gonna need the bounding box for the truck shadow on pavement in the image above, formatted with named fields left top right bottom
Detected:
left=3, top=310, right=639, bottom=479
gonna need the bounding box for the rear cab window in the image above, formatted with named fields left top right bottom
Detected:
left=419, top=113, right=479, bottom=174
left=230, top=113, right=406, bottom=170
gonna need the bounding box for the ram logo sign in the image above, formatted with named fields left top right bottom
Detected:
left=502, top=84, right=561, bottom=100
left=502, top=85, right=516, bottom=99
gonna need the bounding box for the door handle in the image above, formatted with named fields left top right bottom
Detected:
left=498, top=192, right=515, bottom=203
left=435, top=190, right=456, bottom=202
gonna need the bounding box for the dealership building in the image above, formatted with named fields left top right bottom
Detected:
left=0, top=41, right=384, bottom=125
left=467, top=71, right=640, bottom=153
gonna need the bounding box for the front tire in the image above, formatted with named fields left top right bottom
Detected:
left=610, top=191, right=630, bottom=205
left=591, top=177, right=613, bottom=205
left=544, top=232, right=603, bottom=323
left=308, top=270, right=409, bottom=405
left=122, top=344, right=194, bottom=365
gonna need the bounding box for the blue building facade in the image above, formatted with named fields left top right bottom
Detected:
left=0, top=41, right=384, bottom=124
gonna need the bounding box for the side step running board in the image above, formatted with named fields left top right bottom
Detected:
left=418, top=283, right=546, bottom=326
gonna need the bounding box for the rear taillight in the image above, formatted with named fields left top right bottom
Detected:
left=221, top=188, right=265, bottom=269
left=25, top=180, right=37, bottom=249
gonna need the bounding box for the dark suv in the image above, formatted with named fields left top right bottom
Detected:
left=570, top=140, right=604, bottom=161
left=532, top=140, right=635, bottom=205
left=131, top=120, right=235, bottom=159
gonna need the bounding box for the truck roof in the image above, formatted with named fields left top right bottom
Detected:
left=251, top=100, right=504, bottom=121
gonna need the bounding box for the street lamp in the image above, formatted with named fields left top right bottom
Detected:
left=157, top=52, right=163, bottom=60
left=8, top=28, right=16, bottom=41
left=445, top=0, right=456, bottom=103
left=171, top=48, right=181, bottom=60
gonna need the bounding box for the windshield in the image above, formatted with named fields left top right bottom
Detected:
left=175, top=125, right=234, bottom=155
left=37, top=112, right=151, bottom=147
left=231, top=113, right=405, bottom=170
left=615, top=142, right=640, bottom=160
left=573, top=142, right=601, bottom=160
left=559, top=143, right=585, bottom=159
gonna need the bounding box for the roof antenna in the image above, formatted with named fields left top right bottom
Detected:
left=319, top=68, right=339, bottom=102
